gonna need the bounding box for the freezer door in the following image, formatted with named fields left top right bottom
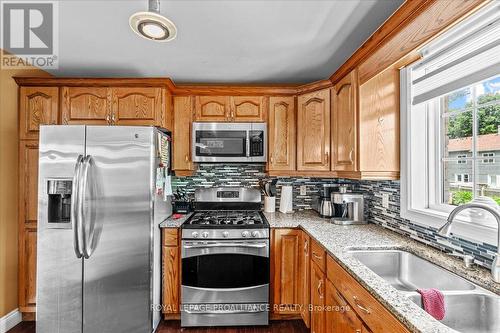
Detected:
left=82, top=126, right=154, bottom=333
left=37, top=125, right=86, bottom=333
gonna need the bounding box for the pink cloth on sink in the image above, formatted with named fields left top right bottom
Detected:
left=417, top=288, right=446, bottom=320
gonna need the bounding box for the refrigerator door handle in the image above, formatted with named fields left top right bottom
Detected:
left=80, top=155, right=96, bottom=259
left=71, top=155, right=84, bottom=258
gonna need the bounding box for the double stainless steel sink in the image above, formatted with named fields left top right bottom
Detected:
left=346, top=249, right=500, bottom=333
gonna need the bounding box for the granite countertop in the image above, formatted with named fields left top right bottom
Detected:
left=264, top=210, right=500, bottom=333
left=159, top=212, right=193, bottom=228
left=159, top=210, right=499, bottom=332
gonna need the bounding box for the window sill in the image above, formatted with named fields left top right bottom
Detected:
left=401, top=207, right=498, bottom=246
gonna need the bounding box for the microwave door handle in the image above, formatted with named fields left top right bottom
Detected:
left=71, top=155, right=84, bottom=258
left=246, top=131, right=250, bottom=157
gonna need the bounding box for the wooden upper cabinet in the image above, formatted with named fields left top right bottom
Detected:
left=268, top=96, right=295, bottom=171
left=297, top=89, right=330, bottom=171
left=173, top=96, right=194, bottom=171
left=359, top=66, right=400, bottom=177
left=111, top=87, right=164, bottom=126
left=272, top=229, right=301, bottom=315
left=61, top=87, right=111, bottom=125
left=332, top=69, right=358, bottom=172
left=19, top=87, right=59, bottom=140
left=230, top=96, right=266, bottom=122
left=194, top=96, right=230, bottom=121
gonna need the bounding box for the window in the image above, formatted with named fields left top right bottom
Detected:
left=482, top=152, right=495, bottom=164
left=401, top=2, right=500, bottom=244
left=456, top=154, right=467, bottom=164
left=455, top=174, right=470, bottom=183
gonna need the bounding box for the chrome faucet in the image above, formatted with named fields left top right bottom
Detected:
left=438, top=202, right=500, bottom=283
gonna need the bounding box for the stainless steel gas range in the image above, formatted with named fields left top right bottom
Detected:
left=180, top=187, right=270, bottom=327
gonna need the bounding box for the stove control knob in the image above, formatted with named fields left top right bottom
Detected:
left=202, top=232, right=210, bottom=238
left=191, top=231, right=199, bottom=238
left=251, top=231, right=261, bottom=238
left=222, top=231, right=229, bottom=238
left=241, top=231, right=250, bottom=238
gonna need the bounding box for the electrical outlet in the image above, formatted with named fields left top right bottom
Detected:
left=300, top=185, right=307, bottom=196
left=382, top=193, right=390, bottom=208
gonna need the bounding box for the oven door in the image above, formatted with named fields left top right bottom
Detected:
left=181, top=240, right=269, bottom=304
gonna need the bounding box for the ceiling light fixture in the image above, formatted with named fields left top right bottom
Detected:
left=129, top=0, right=177, bottom=42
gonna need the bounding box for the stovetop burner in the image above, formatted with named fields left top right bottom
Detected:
left=183, top=210, right=268, bottom=228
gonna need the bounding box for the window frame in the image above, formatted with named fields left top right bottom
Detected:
left=400, top=68, right=498, bottom=246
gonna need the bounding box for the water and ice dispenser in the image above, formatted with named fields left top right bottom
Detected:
left=47, top=179, right=72, bottom=225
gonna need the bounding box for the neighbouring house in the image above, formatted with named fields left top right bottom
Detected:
left=446, top=131, right=500, bottom=201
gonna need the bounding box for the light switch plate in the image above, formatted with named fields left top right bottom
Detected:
left=300, top=185, right=307, bottom=196
left=382, top=193, right=390, bottom=208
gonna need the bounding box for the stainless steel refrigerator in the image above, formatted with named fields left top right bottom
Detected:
left=36, top=125, right=171, bottom=333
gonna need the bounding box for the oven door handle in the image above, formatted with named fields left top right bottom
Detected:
left=184, top=308, right=266, bottom=314
left=183, top=242, right=267, bottom=249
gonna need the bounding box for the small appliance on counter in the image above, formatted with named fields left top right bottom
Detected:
left=172, top=188, right=192, bottom=213
left=331, top=191, right=366, bottom=225
left=312, top=184, right=337, bottom=218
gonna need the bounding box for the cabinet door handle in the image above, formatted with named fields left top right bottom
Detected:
left=270, top=154, right=274, bottom=164
left=349, top=148, right=354, bottom=163
left=353, top=296, right=371, bottom=314
left=325, top=152, right=329, bottom=163
left=231, top=110, right=235, bottom=120
left=312, top=252, right=322, bottom=260
left=185, top=154, right=189, bottom=162
left=318, top=280, right=324, bottom=299
left=304, top=241, right=308, bottom=255
left=111, top=113, right=116, bottom=124
left=106, top=114, right=111, bottom=124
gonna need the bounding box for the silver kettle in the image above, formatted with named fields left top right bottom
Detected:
left=319, top=198, right=334, bottom=218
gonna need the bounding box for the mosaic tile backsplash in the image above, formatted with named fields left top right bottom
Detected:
left=173, top=164, right=498, bottom=268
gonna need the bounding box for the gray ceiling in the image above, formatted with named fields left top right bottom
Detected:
left=51, top=0, right=404, bottom=83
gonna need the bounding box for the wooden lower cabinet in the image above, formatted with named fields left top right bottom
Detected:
left=326, top=255, right=410, bottom=333
left=299, top=232, right=311, bottom=327
left=162, top=229, right=180, bottom=315
left=326, top=279, right=364, bottom=333
left=19, top=225, right=37, bottom=315
left=18, top=140, right=40, bottom=317
left=310, top=261, right=325, bottom=333
left=272, top=229, right=301, bottom=315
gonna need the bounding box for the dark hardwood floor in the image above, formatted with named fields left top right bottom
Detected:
left=8, top=320, right=309, bottom=333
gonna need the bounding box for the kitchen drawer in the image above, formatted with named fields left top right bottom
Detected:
left=310, top=239, right=326, bottom=273
left=326, top=255, right=410, bottom=333
left=163, top=229, right=179, bottom=246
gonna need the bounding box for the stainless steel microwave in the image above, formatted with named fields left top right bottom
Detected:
left=192, top=122, right=267, bottom=163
